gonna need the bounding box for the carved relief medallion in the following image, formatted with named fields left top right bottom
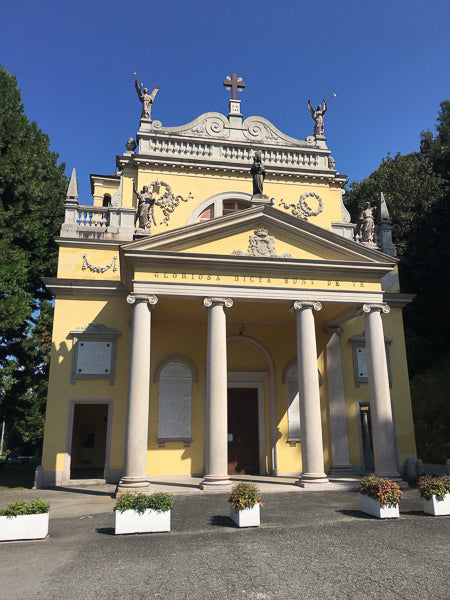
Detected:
left=232, top=229, right=292, bottom=258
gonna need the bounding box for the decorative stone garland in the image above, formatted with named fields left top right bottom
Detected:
left=82, top=255, right=118, bottom=274
left=150, top=180, right=193, bottom=226
left=279, top=192, right=324, bottom=220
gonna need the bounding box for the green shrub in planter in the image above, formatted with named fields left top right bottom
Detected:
left=0, top=498, right=50, bottom=517
left=229, top=482, right=263, bottom=513
left=418, top=475, right=450, bottom=500
left=359, top=474, right=402, bottom=507
left=115, top=492, right=174, bottom=513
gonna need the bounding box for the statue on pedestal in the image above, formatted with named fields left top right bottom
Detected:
left=134, top=74, right=159, bottom=120
left=354, top=202, right=376, bottom=245
left=308, top=98, right=327, bottom=137
left=134, top=185, right=157, bottom=233
left=250, top=152, right=266, bottom=196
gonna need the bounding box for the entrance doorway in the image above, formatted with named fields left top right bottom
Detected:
left=70, top=404, right=108, bottom=479
left=227, top=388, right=259, bottom=474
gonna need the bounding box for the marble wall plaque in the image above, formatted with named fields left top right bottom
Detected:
left=158, top=362, right=192, bottom=440
left=76, top=341, right=112, bottom=375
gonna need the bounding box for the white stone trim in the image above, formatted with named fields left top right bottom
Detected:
left=133, top=280, right=385, bottom=305
left=154, top=354, right=199, bottom=383
left=227, top=371, right=267, bottom=475
left=63, top=398, right=114, bottom=483
left=187, top=191, right=252, bottom=224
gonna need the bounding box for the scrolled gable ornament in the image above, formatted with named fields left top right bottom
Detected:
left=279, top=192, right=324, bottom=221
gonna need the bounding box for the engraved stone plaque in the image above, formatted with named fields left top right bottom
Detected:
left=76, top=341, right=112, bottom=375
left=157, top=362, right=192, bottom=441
left=355, top=346, right=368, bottom=379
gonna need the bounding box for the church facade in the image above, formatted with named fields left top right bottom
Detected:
left=39, top=79, right=416, bottom=491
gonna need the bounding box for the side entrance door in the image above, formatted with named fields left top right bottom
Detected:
left=70, top=403, right=108, bottom=479
left=227, top=388, right=259, bottom=474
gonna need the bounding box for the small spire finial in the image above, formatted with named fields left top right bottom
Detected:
left=66, top=168, right=78, bottom=204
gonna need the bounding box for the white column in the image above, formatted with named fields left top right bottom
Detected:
left=325, top=326, right=354, bottom=476
left=363, top=303, right=400, bottom=478
left=201, top=297, right=233, bottom=492
left=292, top=301, right=329, bottom=488
left=117, top=294, right=158, bottom=493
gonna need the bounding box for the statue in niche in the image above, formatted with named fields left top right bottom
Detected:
left=134, top=184, right=157, bottom=233
left=250, top=152, right=266, bottom=195
left=354, top=202, right=376, bottom=244
left=308, top=98, right=327, bottom=137
left=135, top=76, right=159, bottom=120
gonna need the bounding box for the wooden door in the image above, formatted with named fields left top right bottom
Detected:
left=227, top=388, right=259, bottom=474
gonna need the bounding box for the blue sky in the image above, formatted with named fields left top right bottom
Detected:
left=1, top=0, right=449, bottom=203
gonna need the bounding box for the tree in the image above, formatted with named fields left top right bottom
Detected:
left=0, top=67, right=67, bottom=454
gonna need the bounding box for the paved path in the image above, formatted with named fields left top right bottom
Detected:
left=0, top=485, right=449, bottom=600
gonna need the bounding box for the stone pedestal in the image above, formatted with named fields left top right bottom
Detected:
left=363, top=303, right=400, bottom=479
left=201, top=298, right=233, bottom=492
left=292, top=301, right=329, bottom=488
left=117, top=295, right=158, bottom=495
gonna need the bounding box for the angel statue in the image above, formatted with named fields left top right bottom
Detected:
left=308, top=98, right=327, bottom=137
left=135, top=76, right=159, bottom=120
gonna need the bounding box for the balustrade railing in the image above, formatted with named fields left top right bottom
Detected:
left=76, top=206, right=110, bottom=228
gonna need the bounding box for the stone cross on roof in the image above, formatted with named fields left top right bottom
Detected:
left=223, top=73, right=246, bottom=100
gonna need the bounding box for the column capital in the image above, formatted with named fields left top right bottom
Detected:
left=203, top=297, right=233, bottom=310
left=362, top=303, right=390, bottom=315
left=127, top=294, right=158, bottom=308
left=290, top=300, right=322, bottom=313
left=323, top=325, right=344, bottom=336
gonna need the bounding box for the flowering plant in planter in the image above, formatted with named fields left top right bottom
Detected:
left=417, top=475, right=450, bottom=501
left=418, top=475, right=450, bottom=516
left=229, top=482, right=264, bottom=528
left=114, top=492, right=175, bottom=535
left=0, top=498, right=50, bottom=541
left=0, top=498, right=50, bottom=517
left=115, top=492, right=174, bottom=513
left=229, top=482, right=263, bottom=513
left=359, top=475, right=403, bottom=506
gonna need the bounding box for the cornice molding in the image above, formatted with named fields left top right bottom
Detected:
left=42, top=277, right=127, bottom=297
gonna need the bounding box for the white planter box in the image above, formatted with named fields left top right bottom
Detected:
left=423, top=493, right=450, bottom=516
left=229, top=504, right=260, bottom=527
left=0, top=513, right=49, bottom=541
left=115, top=509, right=171, bottom=535
left=359, top=494, right=399, bottom=519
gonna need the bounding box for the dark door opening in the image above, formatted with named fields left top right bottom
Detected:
left=70, top=403, right=108, bottom=479
left=227, top=388, right=259, bottom=474
left=360, top=403, right=375, bottom=472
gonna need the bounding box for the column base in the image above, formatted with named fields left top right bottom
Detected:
left=200, top=475, right=232, bottom=493
left=296, top=473, right=330, bottom=489
left=116, top=475, right=151, bottom=497
left=329, top=465, right=356, bottom=477
left=374, top=470, right=402, bottom=481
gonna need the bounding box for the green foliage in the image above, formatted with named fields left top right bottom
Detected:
left=0, top=498, right=50, bottom=517
left=359, top=475, right=403, bottom=507
left=410, top=356, right=450, bottom=463
left=229, top=482, right=263, bottom=513
left=0, top=66, right=67, bottom=453
left=115, top=492, right=175, bottom=513
left=417, top=475, right=450, bottom=501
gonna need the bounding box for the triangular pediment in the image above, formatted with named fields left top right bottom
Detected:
left=122, top=205, right=396, bottom=266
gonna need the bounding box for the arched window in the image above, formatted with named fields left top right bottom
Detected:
left=103, top=194, right=111, bottom=207
left=157, top=361, right=192, bottom=441
left=188, top=192, right=252, bottom=224
left=198, top=205, right=214, bottom=222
